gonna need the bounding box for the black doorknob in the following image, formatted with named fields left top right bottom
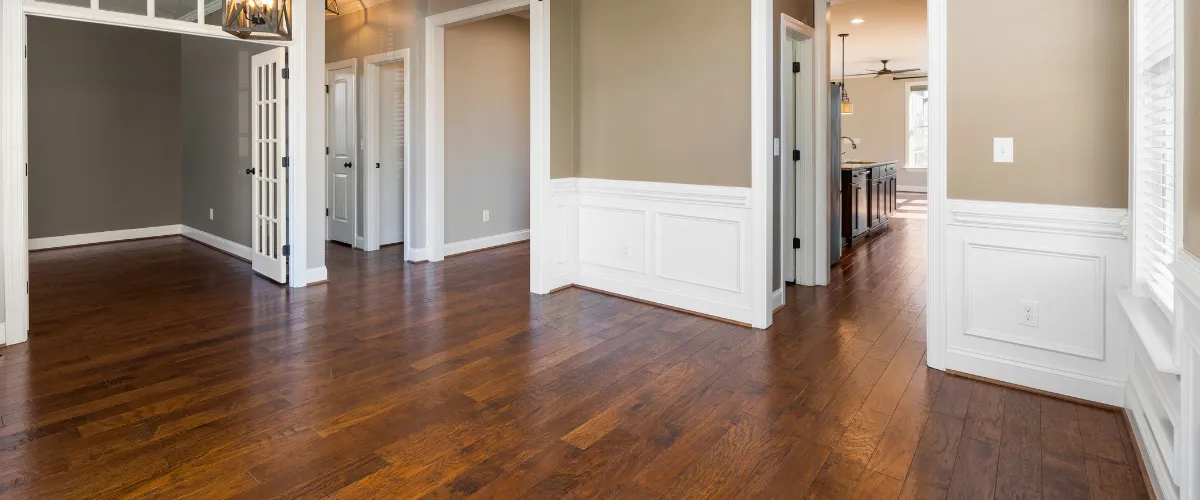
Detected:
left=345, top=162, right=352, bottom=169
left=246, top=168, right=255, bottom=175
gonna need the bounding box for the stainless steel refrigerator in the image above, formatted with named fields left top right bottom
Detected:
left=829, top=82, right=844, bottom=266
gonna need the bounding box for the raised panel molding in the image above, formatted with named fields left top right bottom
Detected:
left=945, top=199, right=1130, bottom=407
left=548, top=178, right=754, bottom=324
left=962, top=241, right=1106, bottom=360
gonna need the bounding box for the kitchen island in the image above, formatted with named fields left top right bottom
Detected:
left=840, top=160, right=898, bottom=244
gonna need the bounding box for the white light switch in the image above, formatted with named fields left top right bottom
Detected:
left=994, top=138, right=1014, bottom=163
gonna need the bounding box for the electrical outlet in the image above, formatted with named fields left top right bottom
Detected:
left=994, top=137, right=1014, bottom=163
left=482, top=210, right=490, bottom=222
left=1018, top=300, right=1039, bottom=328
left=209, top=208, right=214, bottom=221
left=623, top=244, right=631, bottom=257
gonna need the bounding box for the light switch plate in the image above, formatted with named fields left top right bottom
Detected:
left=994, top=138, right=1014, bottom=163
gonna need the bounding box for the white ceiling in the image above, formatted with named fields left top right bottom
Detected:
left=829, top=0, right=928, bottom=80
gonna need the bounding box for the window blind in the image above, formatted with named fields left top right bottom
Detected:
left=1136, top=0, right=1176, bottom=312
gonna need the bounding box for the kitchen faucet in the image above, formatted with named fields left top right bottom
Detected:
left=840, top=136, right=858, bottom=154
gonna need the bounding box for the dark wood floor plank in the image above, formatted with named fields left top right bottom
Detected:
left=0, top=202, right=1146, bottom=499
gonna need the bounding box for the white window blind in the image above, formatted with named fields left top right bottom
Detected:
left=1135, top=0, right=1176, bottom=312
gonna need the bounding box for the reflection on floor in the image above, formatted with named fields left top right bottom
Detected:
left=0, top=225, right=1150, bottom=498
left=893, top=191, right=928, bottom=219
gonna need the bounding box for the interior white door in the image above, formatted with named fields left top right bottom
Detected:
left=792, top=36, right=815, bottom=284
left=250, top=47, right=288, bottom=284
left=379, top=60, right=405, bottom=246
left=326, top=61, right=358, bottom=246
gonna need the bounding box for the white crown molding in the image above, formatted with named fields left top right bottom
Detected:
left=948, top=199, right=1130, bottom=240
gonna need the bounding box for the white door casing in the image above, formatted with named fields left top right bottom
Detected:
left=363, top=49, right=411, bottom=254
left=781, top=15, right=818, bottom=288
left=251, top=47, right=289, bottom=284
left=326, top=59, right=358, bottom=246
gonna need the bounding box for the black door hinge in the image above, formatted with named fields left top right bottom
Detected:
left=282, top=68, right=290, bottom=79
left=326, top=146, right=330, bottom=155
left=25, top=163, right=28, bottom=176
left=326, top=208, right=330, bottom=217
left=792, top=150, right=801, bottom=162
left=281, top=157, right=289, bottom=168
left=282, top=245, right=290, bottom=257
left=325, top=85, right=329, bottom=94
left=792, top=62, right=800, bottom=73
left=793, top=238, right=801, bottom=249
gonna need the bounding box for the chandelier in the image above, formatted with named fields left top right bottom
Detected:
left=222, top=0, right=292, bottom=41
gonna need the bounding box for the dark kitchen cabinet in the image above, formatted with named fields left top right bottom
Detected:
left=841, top=162, right=898, bottom=245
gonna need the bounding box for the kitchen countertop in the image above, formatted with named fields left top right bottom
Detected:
left=840, top=160, right=898, bottom=171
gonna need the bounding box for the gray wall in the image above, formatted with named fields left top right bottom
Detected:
left=181, top=36, right=274, bottom=247
left=444, top=15, right=531, bottom=244
left=28, top=17, right=182, bottom=239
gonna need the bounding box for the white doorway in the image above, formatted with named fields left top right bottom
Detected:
left=326, top=59, right=358, bottom=247
left=362, top=49, right=411, bottom=256
left=781, top=14, right=826, bottom=289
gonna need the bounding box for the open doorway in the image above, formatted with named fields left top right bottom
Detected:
left=25, top=16, right=289, bottom=338
left=362, top=50, right=411, bottom=254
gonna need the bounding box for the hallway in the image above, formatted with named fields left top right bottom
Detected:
left=0, top=207, right=1150, bottom=498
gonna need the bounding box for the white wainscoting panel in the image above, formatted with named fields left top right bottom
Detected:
left=945, top=199, right=1131, bottom=406
left=548, top=178, right=754, bottom=324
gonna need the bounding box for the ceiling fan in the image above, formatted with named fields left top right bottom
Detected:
left=850, top=60, right=922, bottom=78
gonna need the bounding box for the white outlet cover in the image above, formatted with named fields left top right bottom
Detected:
left=994, top=137, right=1014, bottom=163
left=482, top=210, right=490, bottom=222
left=1017, top=299, right=1039, bottom=328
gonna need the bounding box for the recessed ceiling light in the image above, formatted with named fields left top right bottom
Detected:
left=851, top=18, right=865, bottom=24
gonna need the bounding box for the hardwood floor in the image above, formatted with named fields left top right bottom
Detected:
left=4, top=203, right=1150, bottom=499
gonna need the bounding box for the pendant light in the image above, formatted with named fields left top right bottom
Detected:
left=325, top=0, right=339, bottom=16
left=839, top=34, right=855, bottom=115
left=222, top=0, right=292, bottom=41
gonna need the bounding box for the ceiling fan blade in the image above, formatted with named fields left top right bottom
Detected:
left=847, top=72, right=879, bottom=77
left=893, top=75, right=928, bottom=80
left=892, top=69, right=922, bottom=74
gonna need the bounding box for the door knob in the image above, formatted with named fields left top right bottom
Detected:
left=246, top=168, right=255, bottom=175
left=345, top=162, right=353, bottom=169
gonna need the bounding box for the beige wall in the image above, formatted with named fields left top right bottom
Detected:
left=1186, top=0, right=1200, bottom=254
left=840, top=77, right=927, bottom=189
left=551, top=0, right=578, bottom=179
left=575, top=0, right=752, bottom=187
left=947, top=0, right=1128, bottom=208
left=444, top=16, right=531, bottom=244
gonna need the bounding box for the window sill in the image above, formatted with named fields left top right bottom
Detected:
left=904, top=165, right=928, bottom=170
left=1116, top=288, right=1180, bottom=375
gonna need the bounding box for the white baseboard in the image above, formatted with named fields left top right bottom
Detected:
left=0, top=323, right=8, bottom=346
left=772, top=288, right=785, bottom=310
left=355, top=236, right=366, bottom=249
left=947, top=347, right=1125, bottom=406
left=29, top=224, right=181, bottom=250
left=181, top=226, right=252, bottom=261
left=306, top=266, right=329, bottom=284
left=445, top=229, right=530, bottom=257
left=898, top=185, right=928, bottom=193
left=408, top=247, right=429, bottom=262
left=547, top=178, right=755, bottom=325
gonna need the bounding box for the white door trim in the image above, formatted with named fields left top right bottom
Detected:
left=780, top=14, right=819, bottom=291
left=0, top=0, right=313, bottom=345
left=425, top=0, right=552, bottom=294
left=749, top=0, right=774, bottom=328
left=362, top=49, right=411, bottom=256
left=926, top=0, right=949, bottom=369
left=325, top=58, right=358, bottom=247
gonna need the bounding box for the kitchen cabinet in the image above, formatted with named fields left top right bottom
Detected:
left=841, top=162, right=897, bottom=244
